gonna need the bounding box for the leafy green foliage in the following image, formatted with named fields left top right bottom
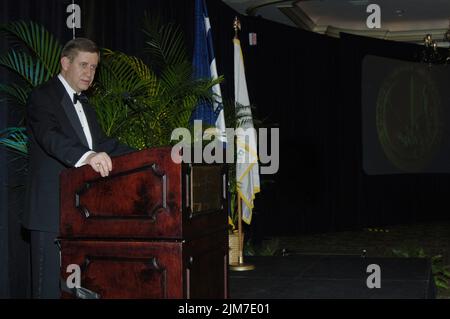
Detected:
left=0, top=127, right=28, bottom=157
left=392, top=247, right=450, bottom=290
left=0, top=21, right=61, bottom=156
left=142, top=13, right=188, bottom=74
left=245, top=238, right=281, bottom=256
left=0, top=20, right=61, bottom=76
left=0, top=83, right=28, bottom=107
left=91, top=16, right=220, bottom=149
left=1, top=17, right=219, bottom=155
left=0, top=51, right=48, bottom=87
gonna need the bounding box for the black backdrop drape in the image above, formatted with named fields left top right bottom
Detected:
left=1, top=0, right=450, bottom=297
left=339, top=33, right=450, bottom=228
left=0, top=18, right=8, bottom=297
left=0, top=0, right=200, bottom=299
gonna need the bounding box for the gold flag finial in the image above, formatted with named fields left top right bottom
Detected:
left=233, top=16, right=241, bottom=39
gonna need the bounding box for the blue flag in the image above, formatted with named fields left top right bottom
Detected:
left=192, top=0, right=226, bottom=142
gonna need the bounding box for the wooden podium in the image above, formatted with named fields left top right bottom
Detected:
left=59, top=147, right=228, bottom=299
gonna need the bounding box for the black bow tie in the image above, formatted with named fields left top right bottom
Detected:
left=73, top=93, right=89, bottom=105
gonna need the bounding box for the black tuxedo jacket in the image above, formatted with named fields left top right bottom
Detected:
left=24, top=76, right=134, bottom=233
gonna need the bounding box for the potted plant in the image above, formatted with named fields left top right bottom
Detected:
left=0, top=20, right=62, bottom=158
left=0, top=17, right=220, bottom=154
left=89, top=14, right=221, bottom=149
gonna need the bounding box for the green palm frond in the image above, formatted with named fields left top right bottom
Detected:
left=159, top=62, right=193, bottom=92
left=0, top=127, right=28, bottom=156
left=90, top=15, right=222, bottom=150
left=161, top=65, right=222, bottom=111
left=0, top=20, right=61, bottom=76
left=92, top=49, right=163, bottom=143
left=176, top=95, right=199, bottom=123
left=0, top=83, right=30, bottom=107
left=0, top=21, right=62, bottom=158
left=142, top=14, right=187, bottom=72
left=89, top=94, right=127, bottom=136
left=0, top=50, right=49, bottom=86
left=98, top=49, right=159, bottom=96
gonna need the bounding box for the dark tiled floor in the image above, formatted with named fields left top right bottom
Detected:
left=230, top=255, right=436, bottom=299
left=247, top=221, right=450, bottom=298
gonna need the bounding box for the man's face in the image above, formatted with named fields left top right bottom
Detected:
left=61, top=51, right=99, bottom=93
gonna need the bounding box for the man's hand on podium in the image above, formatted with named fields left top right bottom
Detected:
left=85, top=152, right=112, bottom=177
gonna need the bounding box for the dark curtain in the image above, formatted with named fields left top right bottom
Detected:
left=236, top=18, right=450, bottom=237
left=0, top=0, right=198, bottom=299
left=339, top=33, right=450, bottom=228
left=237, top=16, right=344, bottom=236
left=2, top=0, right=450, bottom=297
left=0, top=8, right=9, bottom=297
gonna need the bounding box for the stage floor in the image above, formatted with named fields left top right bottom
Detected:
left=229, top=254, right=436, bottom=299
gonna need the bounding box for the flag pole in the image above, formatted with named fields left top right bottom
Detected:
left=230, top=194, right=255, bottom=271
left=230, top=16, right=255, bottom=272
left=238, top=192, right=243, bottom=263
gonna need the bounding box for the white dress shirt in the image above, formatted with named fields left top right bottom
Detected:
left=57, top=74, right=95, bottom=167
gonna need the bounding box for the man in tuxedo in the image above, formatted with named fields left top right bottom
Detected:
left=24, top=38, right=133, bottom=298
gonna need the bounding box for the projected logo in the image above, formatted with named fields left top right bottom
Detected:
left=376, top=66, right=443, bottom=172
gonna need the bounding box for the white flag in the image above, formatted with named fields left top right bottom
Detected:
left=234, top=38, right=260, bottom=224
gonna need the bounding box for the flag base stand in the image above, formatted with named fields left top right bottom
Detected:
left=229, top=191, right=256, bottom=272
left=230, top=256, right=255, bottom=271
left=230, top=262, right=255, bottom=271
